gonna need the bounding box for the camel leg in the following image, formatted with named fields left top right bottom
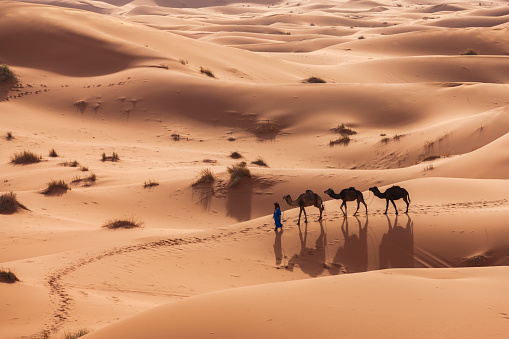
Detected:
left=362, top=199, right=368, bottom=214
left=302, top=207, right=308, bottom=223
left=318, top=205, right=322, bottom=221
left=391, top=200, right=398, bottom=215
left=354, top=200, right=360, bottom=215
left=384, top=200, right=389, bottom=214
left=341, top=201, right=347, bottom=216
left=404, top=196, right=409, bottom=213
left=297, top=208, right=302, bottom=226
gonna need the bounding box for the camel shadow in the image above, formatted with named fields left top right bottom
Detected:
left=285, top=221, right=327, bottom=277
left=379, top=214, right=414, bottom=269
left=329, top=216, right=368, bottom=274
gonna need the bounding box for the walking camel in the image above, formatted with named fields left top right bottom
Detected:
left=369, top=186, right=410, bottom=214
left=324, top=187, right=367, bottom=216
left=283, top=190, right=324, bottom=225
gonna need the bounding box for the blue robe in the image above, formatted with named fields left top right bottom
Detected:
left=273, top=207, right=282, bottom=229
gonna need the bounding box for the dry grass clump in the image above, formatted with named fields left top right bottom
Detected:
left=80, top=166, right=89, bottom=172
left=10, top=150, right=41, bottom=165
left=252, top=157, right=268, bottom=167
left=6, top=131, right=13, bottom=140
left=61, top=160, right=79, bottom=167
left=193, top=168, right=214, bottom=186
left=64, top=328, right=90, bottom=339
left=171, top=133, right=180, bottom=141
left=460, top=48, right=478, bottom=55
left=0, top=64, right=17, bottom=83
left=304, top=76, right=326, bottom=83
left=74, top=99, right=88, bottom=113
left=253, top=120, right=280, bottom=136
left=72, top=173, right=96, bottom=187
left=42, top=180, right=70, bottom=196
left=101, top=152, right=120, bottom=162
left=329, top=135, right=351, bottom=146
left=144, top=180, right=159, bottom=188
left=465, top=254, right=489, bottom=266
left=200, top=67, right=216, bottom=78
left=102, top=217, right=143, bottom=230
left=49, top=149, right=59, bottom=157
left=0, top=268, right=19, bottom=283
left=227, top=161, right=251, bottom=187
left=0, top=192, right=28, bottom=214
left=230, top=151, right=243, bottom=159
left=330, top=123, right=357, bottom=136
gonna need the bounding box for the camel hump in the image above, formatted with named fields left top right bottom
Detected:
left=305, top=189, right=314, bottom=194
left=391, top=185, right=401, bottom=189
left=348, top=187, right=356, bottom=190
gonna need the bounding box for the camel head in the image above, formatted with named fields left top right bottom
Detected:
left=369, top=186, right=379, bottom=193
left=282, top=195, right=291, bottom=204
left=324, top=188, right=333, bottom=195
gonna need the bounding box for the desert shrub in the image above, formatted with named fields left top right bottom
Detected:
left=460, top=48, right=478, bottom=55
left=380, top=137, right=390, bottom=144
left=0, top=192, right=27, bottom=214
left=330, top=123, right=357, bottom=136
left=202, top=159, right=217, bottom=164
left=0, top=268, right=19, bottom=283
left=180, top=59, right=188, bottom=65
left=171, top=133, right=180, bottom=141
left=358, top=35, right=365, bottom=39
left=144, top=180, right=159, bottom=188
left=80, top=166, right=89, bottom=172
left=101, top=152, right=119, bottom=162
left=253, top=120, right=280, bottom=136
left=0, top=64, right=17, bottom=83
left=42, top=180, right=70, bottom=196
left=227, top=161, right=250, bottom=187
left=393, top=134, right=404, bottom=141
left=102, top=217, right=143, bottom=230
left=72, top=174, right=96, bottom=186
left=49, top=149, right=59, bottom=157
left=230, top=151, right=242, bottom=159
left=10, top=150, right=41, bottom=165
left=61, top=160, right=79, bottom=167
left=330, top=135, right=351, bottom=146
left=74, top=99, right=88, bottom=113
left=200, top=67, right=216, bottom=78
left=64, top=328, right=90, bottom=339
left=193, top=168, right=214, bottom=186
left=304, top=76, right=326, bottom=83
left=6, top=132, right=13, bottom=140
left=227, top=137, right=236, bottom=141
left=252, top=157, right=268, bottom=167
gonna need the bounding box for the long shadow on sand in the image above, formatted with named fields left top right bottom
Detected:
left=329, top=216, right=368, bottom=274
left=379, top=215, right=414, bottom=269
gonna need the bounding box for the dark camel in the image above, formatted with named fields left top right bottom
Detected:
left=324, top=187, right=367, bottom=216
left=369, top=186, right=410, bottom=214
left=283, top=190, right=324, bottom=225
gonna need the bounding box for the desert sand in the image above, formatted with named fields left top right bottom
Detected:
left=1, top=0, right=509, bottom=338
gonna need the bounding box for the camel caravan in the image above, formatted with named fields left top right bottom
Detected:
left=283, top=186, right=410, bottom=225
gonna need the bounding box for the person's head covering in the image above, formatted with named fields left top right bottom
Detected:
left=274, top=202, right=280, bottom=208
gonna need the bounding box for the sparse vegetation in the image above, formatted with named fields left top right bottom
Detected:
left=61, top=160, right=79, bottom=167
left=102, top=217, right=143, bottom=230
left=49, top=149, right=59, bottom=157
left=423, top=163, right=435, bottom=171
left=0, top=268, right=19, bottom=283
left=64, top=328, right=90, bottom=339
left=0, top=192, right=28, bottom=214
left=72, top=173, right=96, bottom=186
left=304, top=76, right=326, bottom=83
left=74, top=99, right=88, bottom=113
left=10, top=151, right=41, bottom=165
left=465, top=254, right=489, bottom=266
left=227, top=137, right=236, bottom=141
left=330, top=135, right=351, bottom=146
left=393, top=134, right=404, bottom=141
left=331, top=123, right=357, bottom=136
left=193, top=168, right=214, bottom=186
left=422, top=155, right=440, bottom=162
left=200, top=67, right=216, bottom=78
left=171, top=133, right=180, bottom=141
left=252, top=120, right=280, bottom=136
left=380, top=137, right=390, bottom=144
left=252, top=157, right=268, bottom=167
left=230, top=151, right=243, bottom=159
left=80, top=166, right=89, bottom=172
left=227, top=161, right=251, bottom=187
left=0, top=64, right=17, bottom=83
left=42, top=180, right=70, bottom=196
left=202, top=159, right=217, bottom=164
left=144, top=180, right=159, bottom=188
left=460, top=48, right=478, bottom=55
left=6, top=132, right=13, bottom=140
left=101, top=152, right=120, bottom=162
left=358, top=35, right=365, bottom=39
left=179, top=59, right=189, bottom=65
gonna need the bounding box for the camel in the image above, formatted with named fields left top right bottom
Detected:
left=369, top=186, right=410, bottom=214
left=283, top=190, right=324, bottom=225
left=324, top=187, right=367, bottom=216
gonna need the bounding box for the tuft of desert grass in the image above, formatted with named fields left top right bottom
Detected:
left=329, top=135, right=351, bottom=146
left=49, top=149, right=59, bottom=157
left=252, top=157, right=268, bottom=167
left=64, top=328, right=90, bottom=339
left=200, top=67, right=216, bottom=78
left=42, top=180, right=70, bottom=196
left=304, top=76, right=326, bottom=83
left=101, top=152, right=120, bottom=162
left=171, top=133, right=180, bottom=141
left=72, top=173, right=96, bottom=186
left=0, top=64, right=17, bottom=83
left=0, top=268, right=19, bottom=284
left=144, top=180, right=159, bottom=188
left=10, top=150, right=41, bottom=165
left=227, top=161, right=251, bottom=187
left=61, top=160, right=79, bottom=167
left=330, top=123, right=357, bottom=136
left=80, top=166, right=89, bottom=172
left=253, top=120, right=280, bottom=136
left=460, top=48, right=478, bottom=55
left=102, top=217, right=143, bottom=230
left=0, top=192, right=28, bottom=214
left=229, top=151, right=242, bottom=159
left=6, top=131, right=13, bottom=140
left=193, top=168, right=214, bottom=186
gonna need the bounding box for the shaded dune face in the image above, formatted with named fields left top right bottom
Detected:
left=2, top=0, right=509, bottom=338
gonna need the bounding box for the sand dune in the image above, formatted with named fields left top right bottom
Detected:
left=1, top=0, right=509, bottom=338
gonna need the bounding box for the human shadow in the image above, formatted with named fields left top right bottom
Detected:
left=330, top=216, right=368, bottom=274
left=285, top=221, right=327, bottom=277
left=274, top=229, right=284, bottom=266
left=379, top=214, right=414, bottom=269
